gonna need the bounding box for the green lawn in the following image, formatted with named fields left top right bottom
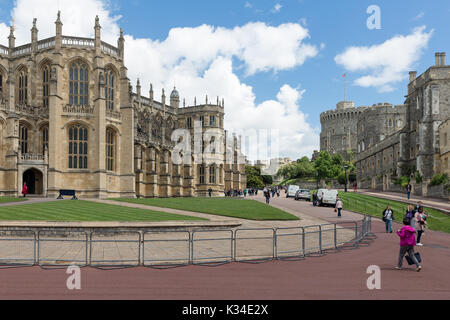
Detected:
left=0, top=197, right=28, bottom=204
left=337, top=192, right=450, bottom=233
left=0, top=200, right=206, bottom=222
left=112, top=197, right=299, bottom=221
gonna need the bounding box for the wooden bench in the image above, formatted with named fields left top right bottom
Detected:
left=57, top=189, right=78, bottom=200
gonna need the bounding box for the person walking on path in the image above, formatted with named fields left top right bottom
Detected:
left=208, top=188, right=213, bottom=198
left=22, top=182, right=28, bottom=198
left=415, top=208, right=426, bottom=246
left=335, top=198, right=343, bottom=218
left=396, top=218, right=422, bottom=272
left=405, top=205, right=416, bottom=229
left=312, top=192, right=318, bottom=207
left=383, top=205, right=395, bottom=233
left=353, top=181, right=357, bottom=193
left=265, top=189, right=271, bottom=204
left=406, top=183, right=412, bottom=200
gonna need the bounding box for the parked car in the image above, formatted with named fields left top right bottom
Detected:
left=295, top=189, right=311, bottom=201
left=316, top=189, right=338, bottom=206
left=286, top=185, right=300, bottom=198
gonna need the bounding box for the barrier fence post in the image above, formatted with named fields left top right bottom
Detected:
left=302, top=227, right=305, bottom=257
left=273, top=228, right=277, bottom=260
left=319, top=225, right=322, bottom=254
left=189, top=231, right=193, bottom=265
left=334, top=224, right=337, bottom=250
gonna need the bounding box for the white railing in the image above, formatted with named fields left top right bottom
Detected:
left=62, top=36, right=95, bottom=48
left=21, top=154, right=45, bottom=162
left=101, top=41, right=119, bottom=56
left=37, top=37, right=56, bottom=51
left=0, top=45, right=8, bottom=56
left=106, top=110, right=121, bottom=120
left=12, top=44, right=32, bottom=57
left=63, top=104, right=94, bottom=116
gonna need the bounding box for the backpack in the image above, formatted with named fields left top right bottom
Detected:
left=405, top=211, right=414, bottom=220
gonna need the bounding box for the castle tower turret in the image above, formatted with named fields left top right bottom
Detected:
left=170, top=87, right=180, bottom=108
left=94, top=15, right=101, bottom=54
left=55, top=11, right=62, bottom=50
left=118, top=28, right=125, bottom=61
left=136, top=78, right=141, bottom=97
left=8, top=24, right=15, bottom=49
left=31, top=18, right=38, bottom=52
left=149, top=83, right=153, bottom=102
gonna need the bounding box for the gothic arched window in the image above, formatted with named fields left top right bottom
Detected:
left=42, top=127, right=49, bottom=154
left=106, top=128, right=115, bottom=171
left=69, top=62, right=89, bottom=106
left=0, top=72, right=3, bottom=99
left=42, top=66, right=50, bottom=107
left=105, top=69, right=115, bottom=111
left=18, top=70, right=28, bottom=105
left=19, top=125, right=29, bottom=154
left=209, top=165, right=216, bottom=184
left=68, top=125, right=88, bottom=169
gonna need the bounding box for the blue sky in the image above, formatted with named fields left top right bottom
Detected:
left=0, top=0, right=449, bottom=159
left=107, top=0, right=448, bottom=120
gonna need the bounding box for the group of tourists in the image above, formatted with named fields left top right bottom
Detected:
left=263, top=186, right=281, bottom=204
left=224, top=189, right=244, bottom=197
left=384, top=201, right=428, bottom=272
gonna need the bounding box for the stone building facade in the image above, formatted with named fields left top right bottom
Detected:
left=320, top=101, right=366, bottom=160
left=321, top=53, right=450, bottom=197
left=440, top=119, right=449, bottom=176
left=0, top=14, right=246, bottom=198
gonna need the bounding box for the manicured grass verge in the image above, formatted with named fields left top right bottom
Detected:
left=0, top=197, right=28, bottom=204
left=112, top=198, right=299, bottom=221
left=0, top=200, right=206, bottom=222
left=338, top=192, right=450, bottom=233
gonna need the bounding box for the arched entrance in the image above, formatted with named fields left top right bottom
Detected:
left=23, top=169, right=44, bottom=195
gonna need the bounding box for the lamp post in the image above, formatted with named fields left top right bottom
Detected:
left=316, top=171, right=319, bottom=190
left=344, top=165, right=349, bottom=193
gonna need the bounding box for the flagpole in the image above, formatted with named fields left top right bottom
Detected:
left=344, top=74, right=347, bottom=102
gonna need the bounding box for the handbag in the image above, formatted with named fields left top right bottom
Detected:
left=405, top=252, right=422, bottom=265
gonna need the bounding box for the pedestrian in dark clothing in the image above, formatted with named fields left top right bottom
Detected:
left=265, top=191, right=270, bottom=204
left=208, top=188, right=213, bottom=198
left=406, top=184, right=412, bottom=200
left=382, top=205, right=394, bottom=233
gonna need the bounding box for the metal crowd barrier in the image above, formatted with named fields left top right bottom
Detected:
left=0, top=217, right=374, bottom=269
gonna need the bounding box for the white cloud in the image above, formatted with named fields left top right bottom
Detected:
left=244, top=2, right=252, bottom=9
left=335, top=26, right=433, bottom=92
left=414, top=12, right=425, bottom=20
left=0, top=0, right=320, bottom=160
left=272, top=3, right=283, bottom=13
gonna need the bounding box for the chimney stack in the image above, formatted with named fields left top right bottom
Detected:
left=440, top=52, right=446, bottom=66
left=409, top=71, right=417, bottom=83
left=435, top=52, right=440, bottom=66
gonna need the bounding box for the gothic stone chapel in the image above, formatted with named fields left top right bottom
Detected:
left=0, top=13, right=246, bottom=198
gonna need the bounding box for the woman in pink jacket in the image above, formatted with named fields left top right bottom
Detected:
left=396, top=217, right=422, bottom=272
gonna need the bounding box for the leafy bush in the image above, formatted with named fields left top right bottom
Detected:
left=429, top=173, right=449, bottom=187
left=415, top=171, right=423, bottom=184
left=394, top=176, right=410, bottom=188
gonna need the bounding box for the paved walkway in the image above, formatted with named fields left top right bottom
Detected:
left=0, top=195, right=448, bottom=299
left=356, top=189, right=450, bottom=214
left=0, top=197, right=58, bottom=207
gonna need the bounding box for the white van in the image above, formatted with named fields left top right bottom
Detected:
left=287, top=185, right=300, bottom=198
left=317, top=189, right=338, bottom=206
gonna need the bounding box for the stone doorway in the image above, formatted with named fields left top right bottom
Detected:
left=23, top=168, right=44, bottom=195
